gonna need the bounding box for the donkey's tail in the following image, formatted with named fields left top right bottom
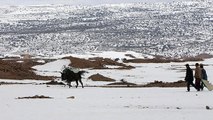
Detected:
left=79, top=70, right=88, bottom=75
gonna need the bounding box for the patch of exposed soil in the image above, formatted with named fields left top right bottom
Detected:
left=104, top=80, right=186, bottom=88
left=107, top=80, right=137, bottom=86
left=195, top=53, right=213, bottom=59
left=123, top=58, right=171, bottom=63
left=142, top=80, right=186, bottom=87
left=45, top=80, right=66, bottom=85
left=123, top=57, right=204, bottom=63
left=63, top=56, right=134, bottom=69
left=0, top=81, right=31, bottom=85
left=0, top=59, right=54, bottom=80
left=125, top=54, right=136, bottom=58
left=88, top=73, right=116, bottom=82
left=16, top=95, right=53, bottom=99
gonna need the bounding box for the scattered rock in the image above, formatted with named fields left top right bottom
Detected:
left=124, top=106, right=130, bottom=108
left=67, top=96, right=75, bottom=99
left=206, top=106, right=211, bottom=110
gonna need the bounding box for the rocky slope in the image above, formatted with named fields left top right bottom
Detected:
left=0, top=0, right=212, bottom=58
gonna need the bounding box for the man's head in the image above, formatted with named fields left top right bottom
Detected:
left=200, top=64, right=204, bottom=68
left=195, top=63, right=199, bottom=67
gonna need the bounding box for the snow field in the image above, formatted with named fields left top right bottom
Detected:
left=0, top=84, right=213, bottom=120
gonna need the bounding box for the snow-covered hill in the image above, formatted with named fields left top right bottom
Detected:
left=0, top=0, right=212, bottom=57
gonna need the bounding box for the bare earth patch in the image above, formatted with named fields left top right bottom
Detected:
left=0, top=59, right=54, bottom=80
left=16, top=95, right=53, bottom=99
left=63, top=56, right=134, bottom=69
left=142, top=80, right=186, bottom=87
left=45, top=80, right=66, bottom=85
left=123, top=57, right=204, bottom=63
left=105, top=80, right=186, bottom=88
left=88, top=73, right=116, bottom=82
left=0, top=81, right=31, bottom=85
left=107, top=79, right=137, bottom=86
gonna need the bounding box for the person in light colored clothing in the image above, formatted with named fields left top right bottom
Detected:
left=194, top=63, right=202, bottom=91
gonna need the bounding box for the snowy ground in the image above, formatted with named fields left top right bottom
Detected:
left=0, top=84, right=213, bottom=120
left=1, top=51, right=213, bottom=120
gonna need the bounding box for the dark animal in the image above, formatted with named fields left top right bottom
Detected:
left=61, top=68, right=86, bottom=88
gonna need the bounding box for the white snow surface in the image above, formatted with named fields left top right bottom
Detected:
left=1, top=51, right=213, bottom=120
left=32, top=59, right=70, bottom=76
left=0, top=85, right=213, bottom=120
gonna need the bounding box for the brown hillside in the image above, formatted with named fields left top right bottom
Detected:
left=0, top=59, right=53, bottom=80
left=63, top=56, right=134, bottom=69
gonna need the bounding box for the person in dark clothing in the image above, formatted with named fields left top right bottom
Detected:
left=184, top=64, right=197, bottom=91
left=200, top=64, right=208, bottom=90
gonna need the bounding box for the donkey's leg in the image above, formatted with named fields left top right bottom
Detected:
left=75, top=80, right=79, bottom=88
left=68, top=81, right=72, bottom=88
left=79, top=79, right=84, bottom=88
left=69, top=82, right=72, bottom=87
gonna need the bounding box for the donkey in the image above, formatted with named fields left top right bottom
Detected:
left=61, top=68, right=86, bottom=88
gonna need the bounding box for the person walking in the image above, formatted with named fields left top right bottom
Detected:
left=194, top=63, right=202, bottom=91
left=200, top=64, right=208, bottom=90
left=184, top=64, right=197, bottom=92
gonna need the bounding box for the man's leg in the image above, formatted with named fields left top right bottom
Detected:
left=190, top=81, right=197, bottom=91
left=200, top=81, right=204, bottom=90
left=187, top=82, right=190, bottom=91
left=195, top=79, right=201, bottom=91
